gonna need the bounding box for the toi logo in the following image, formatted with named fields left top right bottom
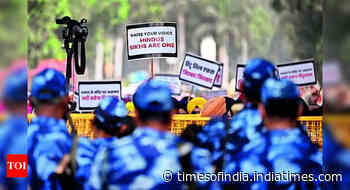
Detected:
left=6, top=154, right=27, bottom=178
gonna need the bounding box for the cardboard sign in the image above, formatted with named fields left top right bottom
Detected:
left=277, top=60, right=316, bottom=86
left=78, top=81, right=122, bottom=110
left=154, top=74, right=182, bottom=95
left=235, top=64, right=245, bottom=91
left=179, top=53, right=220, bottom=89
left=213, top=63, right=223, bottom=87
left=126, top=22, right=177, bottom=60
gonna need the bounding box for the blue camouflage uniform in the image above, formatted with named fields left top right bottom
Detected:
left=0, top=69, right=27, bottom=190
left=227, top=58, right=278, bottom=155
left=323, top=125, right=350, bottom=189
left=223, top=79, right=323, bottom=189
left=27, top=68, right=73, bottom=190
left=197, top=117, right=231, bottom=167
left=89, top=79, right=214, bottom=190
left=196, top=59, right=278, bottom=168
left=76, top=137, right=114, bottom=189
left=75, top=96, right=129, bottom=189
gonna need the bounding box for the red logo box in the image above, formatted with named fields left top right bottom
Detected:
left=6, top=154, right=27, bottom=178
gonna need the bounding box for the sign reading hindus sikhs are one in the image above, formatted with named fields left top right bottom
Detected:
left=126, top=22, right=177, bottom=60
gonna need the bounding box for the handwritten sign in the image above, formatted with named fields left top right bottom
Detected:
left=277, top=60, right=316, bottom=86
left=154, top=74, right=182, bottom=95
left=78, top=81, right=122, bottom=110
left=235, top=64, right=245, bottom=91
left=213, top=63, right=223, bottom=87
left=126, top=23, right=177, bottom=60
left=179, top=53, right=220, bottom=89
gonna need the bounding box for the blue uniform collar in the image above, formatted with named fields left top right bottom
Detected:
left=29, top=116, right=67, bottom=133
left=266, top=127, right=304, bottom=144
left=94, top=137, right=115, bottom=144
left=133, top=127, right=177, bottom=140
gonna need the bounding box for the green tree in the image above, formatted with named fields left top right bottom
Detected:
left=270, top=0, right=323, bottom=60
left=28, top=0, right=71, bottom=68
left=28, top=0, right=130, bottom=69
left=0, top=0, right=27, bottom=67
left=270, top=0, right=323, bottom=81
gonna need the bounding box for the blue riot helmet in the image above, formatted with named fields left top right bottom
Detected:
left=243, top=58, right=278, bottom=101
left=260, top=78, right=300, bottom=119
left=94, top=96, right=129, bottom=136
left=2, top=68, right=27, bottom=102
left=133, top=79, right=173, bottom=112
left=133, top=79, right=174, bottom=125
left=261, top=78, right=299, bottom=104
left=30, top=68, right=68, bottom=103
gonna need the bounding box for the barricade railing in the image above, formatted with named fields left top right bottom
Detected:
left=27, top=114, right=323, bottom=147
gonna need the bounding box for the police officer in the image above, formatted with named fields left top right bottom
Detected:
left=227, top=58, right=279, bottom=153
left=196, top=59, right=278, bottom=172
left=0, top=69, right=27, bottom=190
left=75, top=96, right=135, bottom=189
left=89, top=79, right=214, bottom=190
left=28, top=68, right=73, bottom=190
left=197, top=117, right=230, bottom=172
left=223, top=79, right=322, bottom=189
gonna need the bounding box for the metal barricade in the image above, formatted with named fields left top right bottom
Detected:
left=27, top=114, right=323, bottom=146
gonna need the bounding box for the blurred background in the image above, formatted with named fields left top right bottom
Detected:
left=0, top=0, right=27, bottom=114
left=324, top=0, right=350, bottom=150
left=324, top=0, right=350, bottom=113
left=27, top=0, right=322, bottom=97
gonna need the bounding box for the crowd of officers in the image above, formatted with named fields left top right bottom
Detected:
left=0, top=58, right=348, bottom=189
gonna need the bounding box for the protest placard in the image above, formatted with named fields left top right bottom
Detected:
left=78, top=81, right=122, bottom=110
left=235, top=64, right=245, bottom=91
left=126, top=22, right=177, bottom=60
left=179, top=53, right=220, bottom=89
left=154, top=74, right=182, bottom=95
left=213, top=63, right=223, bottom=87
left=277, top=60, right=317, bottom=86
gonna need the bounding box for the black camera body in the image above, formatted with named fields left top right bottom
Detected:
left=56, top=16, right=88, bottom=79
left=56, top=16, right=88, bottom=43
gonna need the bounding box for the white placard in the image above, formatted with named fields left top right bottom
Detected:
left=78, top=81, right=122, bottom=110
left=214, top=64, right=223, bottom=87
left=235, top=65, right=245, bottom=91
left=179, top=53, right=220, bottom=89
left=154, top=74, right=182, bottom=95
left=278, top=60, right=316, bottom=86
left=126, top=23, right=177, bottom=60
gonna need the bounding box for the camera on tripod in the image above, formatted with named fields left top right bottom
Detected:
left=56, top=16, right=88, bottom=78
left=56, top=16, right=88, bottom=42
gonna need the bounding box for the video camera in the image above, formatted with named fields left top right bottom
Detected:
left=56, top=16, right=88, bottom=79
left=56, top=16, right=88, bottom=43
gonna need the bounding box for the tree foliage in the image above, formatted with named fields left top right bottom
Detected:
left=28, top=0, right=130, bottom=68
left=0, top=0, right=27, bottom=67
left=28, top=0, right=322, bottom=82
left=270, top=0, right=323, bottom=60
